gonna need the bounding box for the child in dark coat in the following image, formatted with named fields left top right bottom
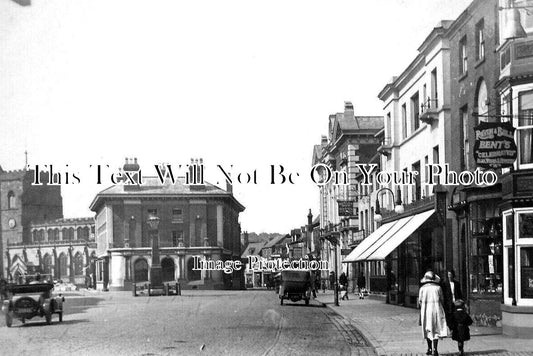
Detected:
left=451, top=300, right=473, bottom=356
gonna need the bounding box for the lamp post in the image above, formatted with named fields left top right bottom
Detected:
left=373, top=187, right=403, bottom=304
left=147, top=215, right=163, bottom=289
left=374, top=187, right=404, bottom=223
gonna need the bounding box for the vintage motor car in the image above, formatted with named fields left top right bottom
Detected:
left=278, top=270, right=312, bottom=305
left=2, top=282, right=64, bottom=327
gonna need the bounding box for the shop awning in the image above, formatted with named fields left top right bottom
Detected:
left=364, top=209, right=435, bottom=261
left=342, top=220, right=400, bottom=263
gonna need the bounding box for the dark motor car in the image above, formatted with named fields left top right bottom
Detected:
left=2, top=282, right=64, bottom=327
left=278, top=270, right=312, bottom=305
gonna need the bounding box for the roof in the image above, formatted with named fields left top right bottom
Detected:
left=241, top=241, right=267, bottom=258
left=263, top=234, right=290, bottom=249
left=89, top=177, right=245, bottom=212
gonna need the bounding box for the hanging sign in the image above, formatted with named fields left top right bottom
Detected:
left=337, top=200, right=354, bottom=216
left=473, top=122, right=517, bottom=169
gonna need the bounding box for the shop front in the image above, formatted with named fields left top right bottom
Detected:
left=344, top=190, right=448, bottom=308
left=500, top=169, right=533, bottom=337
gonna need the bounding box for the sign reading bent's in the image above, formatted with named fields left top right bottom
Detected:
left=473, top=121, right=517, bottom=169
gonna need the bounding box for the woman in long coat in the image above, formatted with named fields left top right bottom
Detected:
left=419, top=271, right=448, bottom=356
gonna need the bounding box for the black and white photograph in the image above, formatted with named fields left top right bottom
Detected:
left=1, top=0, right=533, bottom=355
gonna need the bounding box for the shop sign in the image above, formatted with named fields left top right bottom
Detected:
left=473, top=122, right=517, bottom=169
left=338, top=200, right=354, bottom=216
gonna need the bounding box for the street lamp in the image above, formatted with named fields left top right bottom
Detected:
left=147, top=215, right=163, bottom=289
left=374, top=187, right=404, bottom=223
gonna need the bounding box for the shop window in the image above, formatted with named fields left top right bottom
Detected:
left=520, top=247, right=533, bottom=299
left=518, top=91, right=533, bottom=167
left=470, top=202, right=503, bottom=295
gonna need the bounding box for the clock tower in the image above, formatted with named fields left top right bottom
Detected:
left=0, top=166, right=63, bottom=278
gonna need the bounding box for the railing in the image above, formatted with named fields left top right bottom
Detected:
left=8, top=239, right=96, bottom=248
left=420, top=97, right=439, bottom=113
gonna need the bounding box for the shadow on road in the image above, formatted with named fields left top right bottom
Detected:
left=280, top=302, right=326, bottom=308
left=64, top=296, right=106, bottom=316
left=10, top=318, right=90, bottom=328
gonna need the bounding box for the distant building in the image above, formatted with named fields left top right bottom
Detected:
left=312, top=102, right=383, bottom=288
left=241, top=241, right=267, bottom=288
left=89, top=159, right=245, bottom=291
left=0, top=166, right=63, bottom=278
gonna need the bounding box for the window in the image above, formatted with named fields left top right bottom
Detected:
left=74, top=253, right=83, bottom=276
left=461, top=106, right=470, bottom=171
left=386, top=112, right=391, bottom=144
left=518, top=90, right=533, bottom=167
left=470, top=201, right=503, bottom=295
left=402, top=103, right=408, bottom=138
left=433, top=145, right=440, bottom=185
left=172, top=208, right=183, bottom=223
left=172, top=230, right=184, bottom=246
left=7, top=191, right=15, bottom=209
left=424, top=156, right=429, bottom=198
left=431, top=68, right=438, bottom=107
left=476, top=19, right=485, bottom=61
left=412, top=161, right=421, bottom=201
left=411, top=92, right=420, bottom=131
left=459, top=36, right=468, bottom=75
left=147, top=209, right=158, bottom=218
left=476, top=80, right=489, bottom=121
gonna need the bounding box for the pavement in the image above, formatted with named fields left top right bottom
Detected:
left=314, top=290, right=533, bottom=356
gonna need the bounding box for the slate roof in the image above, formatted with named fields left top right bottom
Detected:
left=241, top=241, right=267, bottom=258
left=89, top=177, right=244, bottom=211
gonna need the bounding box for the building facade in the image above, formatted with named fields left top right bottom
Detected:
left=89, top=159, right=245, bottom=291
left=0, top=167, right=63, bottom=278
left=496, top=0, right=533, bottom=337
left=446, top=0, right=504, bottom=326
left=313, top=102, right=383, bottom=290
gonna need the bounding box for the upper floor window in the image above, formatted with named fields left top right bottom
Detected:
left=476, top=19, right=485, bottom=61
left=411, top=92, right=420, bottom=131
left=459, top=36, right=468, bottom=75
left=7, top=191, right=15, bottom=209
left=402, top=103, right=408, bottom=138
left=172, top=208, right=183, bottom=223
left=518, top=90, right=533, bottom=168
left=147, top=209, right=158, bottom=218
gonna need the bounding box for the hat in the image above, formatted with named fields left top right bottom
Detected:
left=454, top=299, right=465, bottom=308
left=420, top=271, right=441, bottom=284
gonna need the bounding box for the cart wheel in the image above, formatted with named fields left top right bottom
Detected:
left=305, top=298, right=309, bottom=306
left=45, top=310, right=52, bottom=325
left=58, top=312, right=63, bottom=323
left=280, top=297, right=284, bottom=305
left=5, top=314, right=12, bottom=328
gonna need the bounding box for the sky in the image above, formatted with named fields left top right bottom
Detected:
left=0, top=0, right=473, bottom=233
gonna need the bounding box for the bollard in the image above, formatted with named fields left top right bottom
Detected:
left=164, top=284, right=169, bottom=296
left=176, top=282, right=181, bottom=296
left=132, top=283, right=137, bottom=297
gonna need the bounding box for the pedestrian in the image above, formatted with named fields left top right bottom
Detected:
left=310, top=270, right=317, bottom=299
left=418, top=271, right=448, bottom=356
left=357, top=272, right=366, bottom=299
left=329, top=271, right=335, bottom=291
left=450, top=299, right=473, bottom=356
left=339, top=272, right=348, bottom=300
left=442, top=269, right=463, bottom=328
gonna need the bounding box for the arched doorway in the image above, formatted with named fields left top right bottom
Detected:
left=134, top=258, right=148, bottom=282
left=187, top=257, right=201, bottom=281
left=161, top=257, right=175, bottom=282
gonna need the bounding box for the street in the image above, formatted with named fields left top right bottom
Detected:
left=0, top=290, right=375, bottom=356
